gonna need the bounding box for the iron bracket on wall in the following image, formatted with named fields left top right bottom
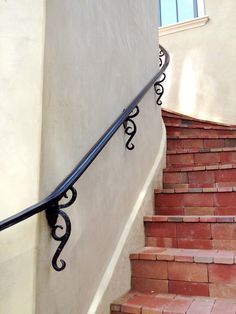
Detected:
left=154, top=46, right=167, bottom=106
left=123, top=105, right=140, bottom=150
left=46, top=186, right=77, bottom=271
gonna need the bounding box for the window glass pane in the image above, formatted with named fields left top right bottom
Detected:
left=160, top=0, right=177, bottom=26
left=177, top=0, right=196, bottom=22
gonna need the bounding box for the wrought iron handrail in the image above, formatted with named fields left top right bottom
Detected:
left=0, top=44, right=169, bottom=271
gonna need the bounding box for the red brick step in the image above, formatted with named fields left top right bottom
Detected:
left=156, top=206, right=236, bottom=216
left=144, top=216, right=236, bottom=249
left=166, top=126, right=236, bottom=137
left=130, top=247, right=236, bottom=298
left=167, top=148, right=236, bottom=167
left=167, top=146, right=236, bottom=154
left=155, top=190, right=236, bottom=209
left=111, top=291, right=236, bottom=314
left=163, top=165, right=236, bottom=188
left=165, top=121, right=236, bottom=130
left=167, top=137, right=236, bottom=150
left=155, top=193, right=236, bottom=215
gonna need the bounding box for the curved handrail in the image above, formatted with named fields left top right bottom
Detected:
left=0, top=44, right=169, bottom=270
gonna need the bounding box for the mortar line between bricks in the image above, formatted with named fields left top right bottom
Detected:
left=207, top=264, right=210, bottom=285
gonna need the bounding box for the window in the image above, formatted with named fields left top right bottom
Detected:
left=158, top=0, right=205, bottom=27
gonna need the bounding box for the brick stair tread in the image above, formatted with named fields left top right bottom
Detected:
left=163, top=183, right=236, bottom=189
left=165, top=123, right=236, bottom=131
left=164, top=118, right=236, bottom=132
left=144, top=215, right=236, bottom=223
left=162, top=109, right=236, bottom=128
left=155, top=187, right=236, bottom=193
left=164, top=164, right=236, bottom=172
left=111, top=291, right=236, bottom=314
left=167, top=147, right=236, bottom=154
left=166, top=127, right=236, bottom=137
left=130, top=247, right=236, bottom=264
left=168, top=135, right=236, bottom=139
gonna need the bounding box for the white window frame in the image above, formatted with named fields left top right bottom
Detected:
left=159, top=0, right=209, bottom=37
left=197, top=0, right=206, bottom=17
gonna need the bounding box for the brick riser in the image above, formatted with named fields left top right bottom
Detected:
left=111, top=110, right=236, bottom=313
left=167, top=138, right=236, bottom=150
left=167, top=151, right=236, bottom=167
left=145, top=221, right=236, bottom=250
left=156, top=206, right=236, bottom=216
left=155, top=191, right=236, bottom=208
left=131, top=261, right=236, bottom=299
left=166, top=126, right=236, bottom=137
left=164, top=167, right=236, bottom=187
left=130, top=248, right=236, bottom=298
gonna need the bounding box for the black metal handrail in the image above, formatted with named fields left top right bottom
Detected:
left=0, top=45, right=169, bottom=271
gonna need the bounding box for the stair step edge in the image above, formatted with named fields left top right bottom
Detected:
left=155, top=187, right=236, bottom=193
left=164, top=123, right=236, bottom=131
left=130, top=247, right=236, bottom=264
left=162, top=109, right=236, bottom=127
left=144, top=215, right=236, bottom=223
left=167, top=135, right=236, bottom=139
left=164, top=164, right=236, bottom=172
left=167, top=147, right=236, bottom=154
left=163, top=183, right=236, bottom=189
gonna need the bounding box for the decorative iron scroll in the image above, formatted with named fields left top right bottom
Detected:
left=123, top=106, right=140, bottom=150
left=46, top=186, right=77, bottom=271
left=159, top=47, right=165, bottom=67
left=154, top=73, right=166, bottom=106
left=154, top=46, right=167, bottom=106
left=51, top=210, right=71, bottom=271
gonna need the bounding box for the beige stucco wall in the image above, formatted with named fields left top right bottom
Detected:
left=36, top=1, right=164, bottom=314
left=160, top=0, right=236, bottom=124
left=95, top=127, right=166, bottom=314
left=0, top=0, right=45, bottom=313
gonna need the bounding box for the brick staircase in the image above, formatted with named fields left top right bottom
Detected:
left=111, top=110, right=236, bottom=314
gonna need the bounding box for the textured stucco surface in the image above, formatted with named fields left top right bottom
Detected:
left=95, top=126, right=166, bottom=314
left=161, top=0, right=236, bottom=124
left=0, top=0, right=45, bottom=313
left=36, top=1, right=164, bottom=313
